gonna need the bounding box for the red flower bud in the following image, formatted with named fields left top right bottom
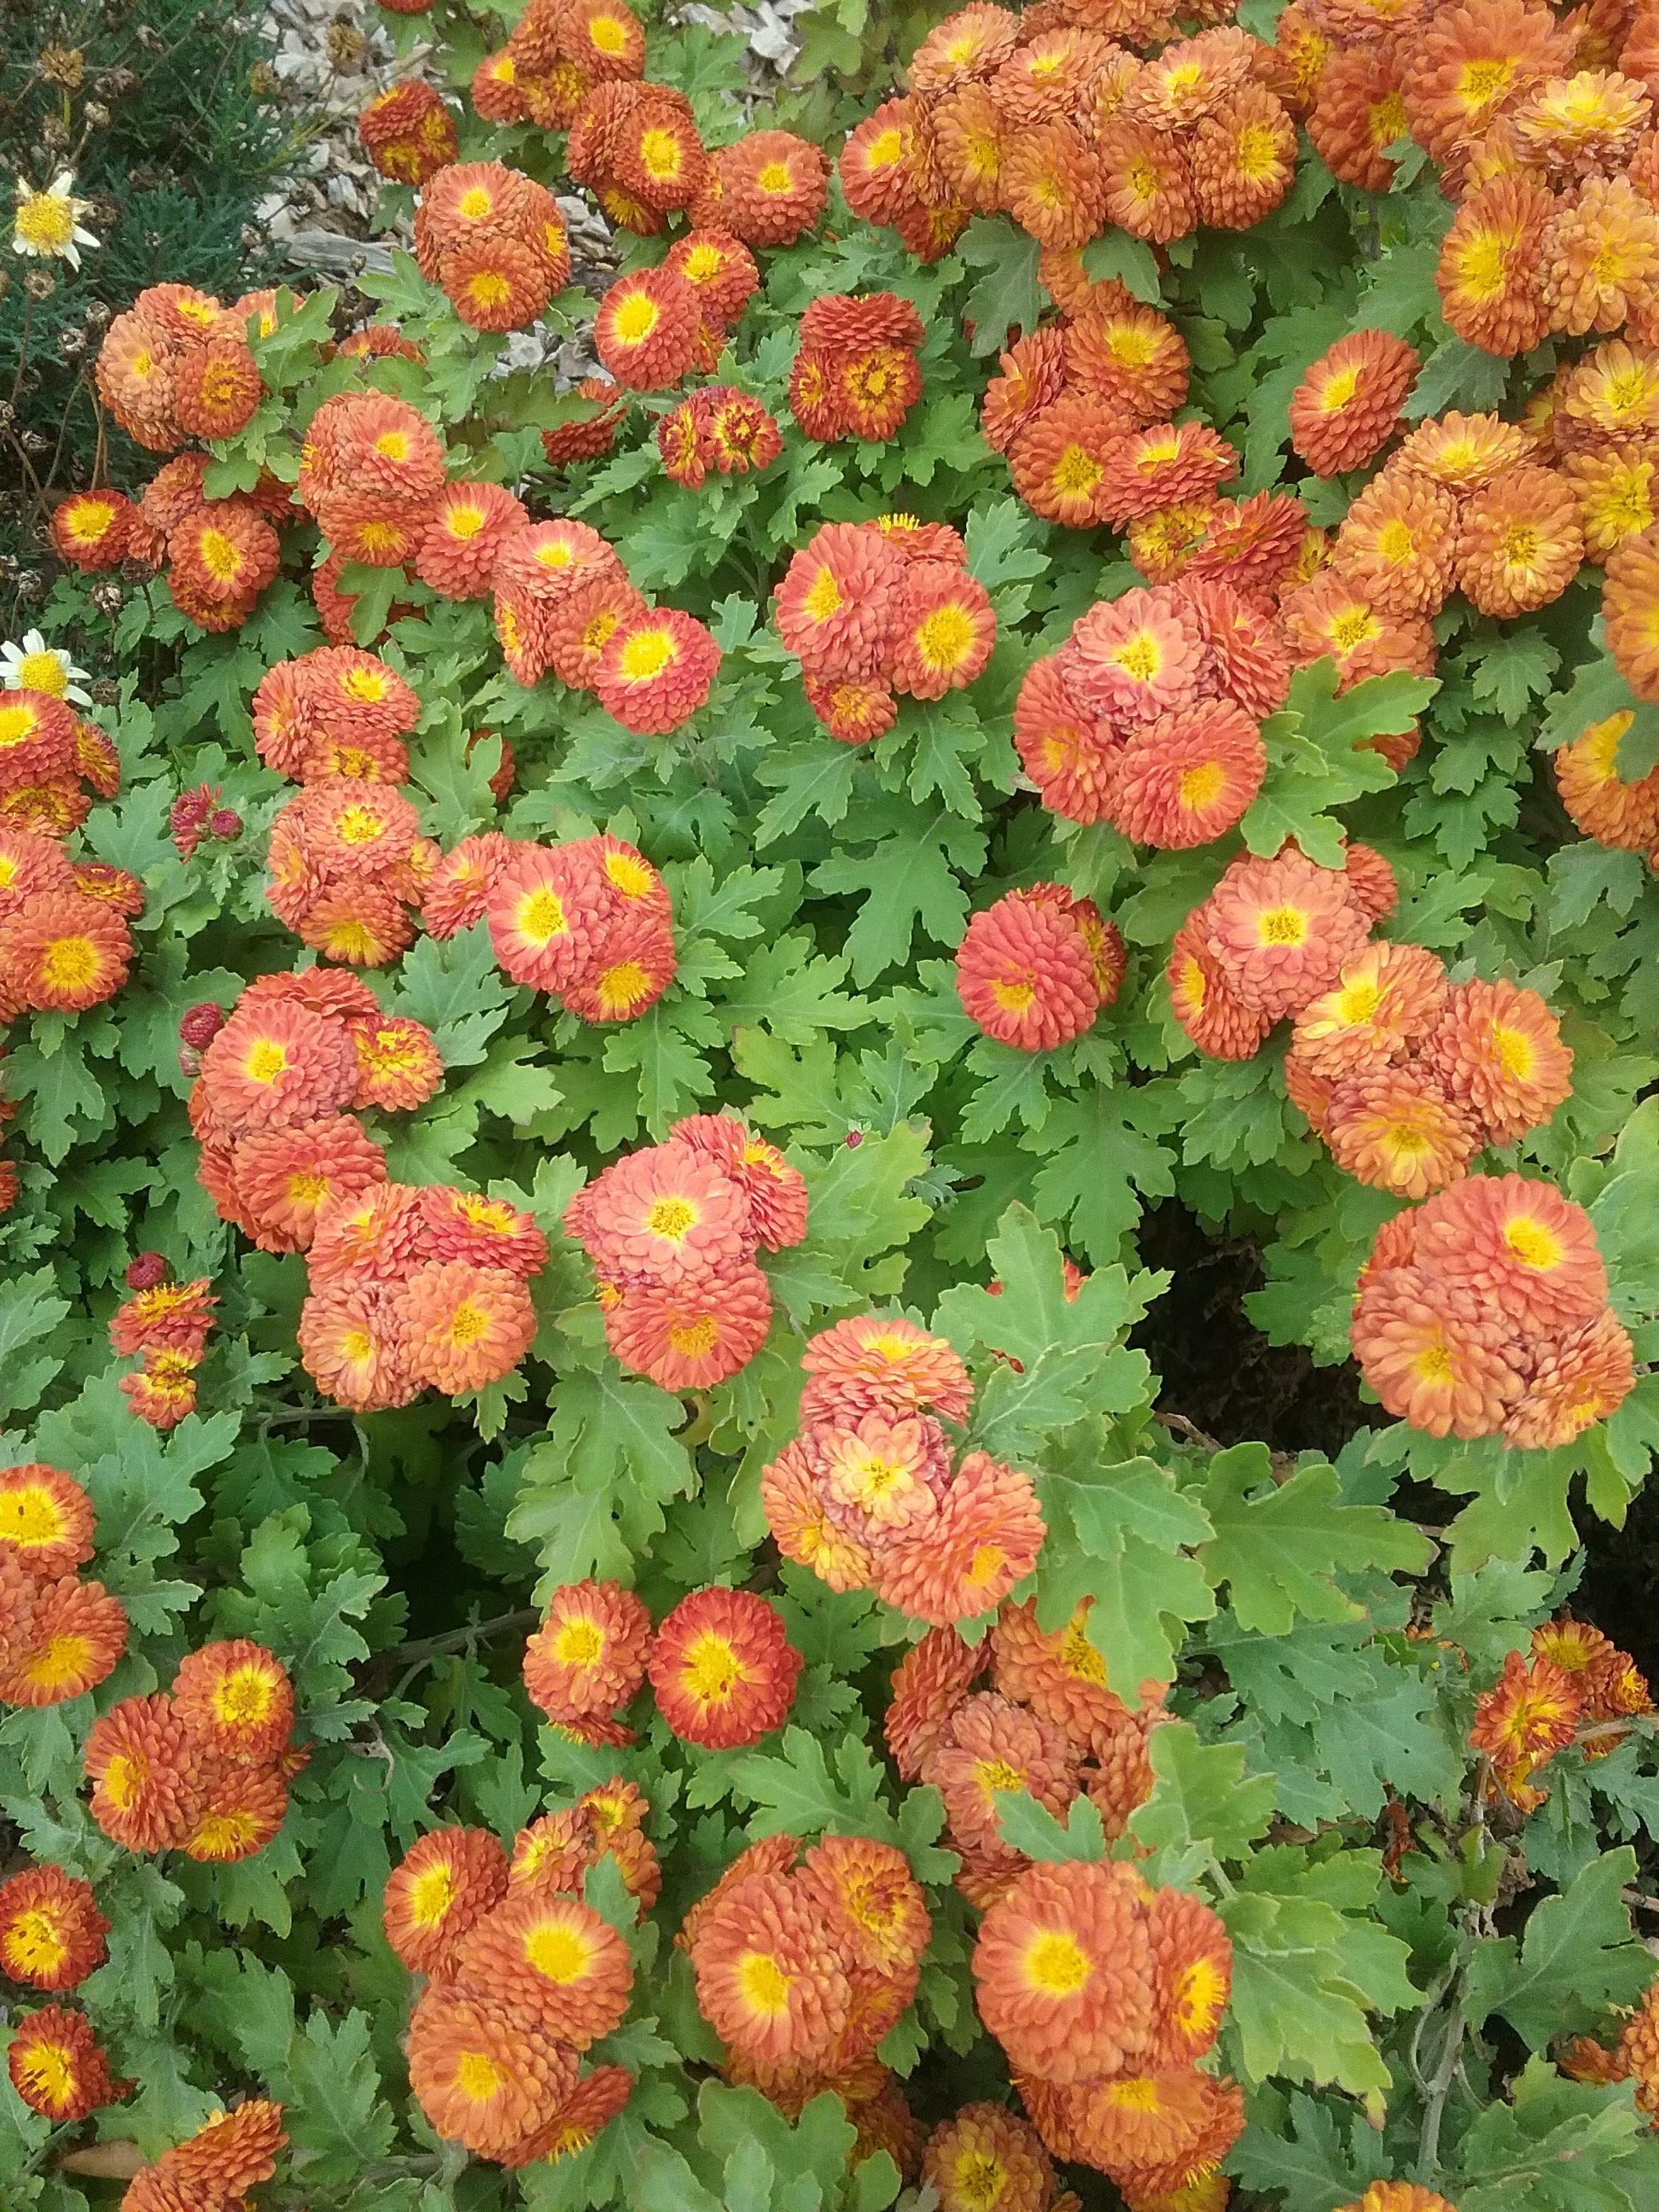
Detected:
left=125, top=1250, right=171, bottom=1291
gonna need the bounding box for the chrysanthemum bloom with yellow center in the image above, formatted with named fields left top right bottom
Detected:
left=874, top=1451, right=1046, bottom=1627
left=395, top=1259, right=538, bottom=1398
left=799, top=1313, right=974, bottom=1429
left=774, top=521, right=907, bottom=680
left=1094, top=118, right=1196, bottom=246
left=108, top=1277, right=217, bottom=1361
left=1008, top=395, right=1121, bottom=531
left=0, top=1576, right=128, bottom=1707
left=523, top=1581, right=651, bottom=1724
left=1097, top=424, right=1239, bottom=533
left=669, top=1110, right=808, bottom=1250
left=346, top=1013, right=444, bottom=1114
left=883, top=1623, right=985, bottom=1782
left=706, top=126, right=830, bottom=246
left=49, top=490, right=137, bottom=573
left=178, top=1756, right=290, bottom=1864
left=1323, top=1066, right=1483, bottom=1199
left=888, top=563, right=996, bottom=701
left=927, top=1688, right=1080, bottom=1854
left=7, top=2005, right=119, bottom=2122
left=196, top=995, right=358, bottom=1138
left=0, top=1866, right=108, bottom=1991
left=84, top=1691, right=202, bottom=1853
left=171, top=1638, right=294, bottom=1762
left=592, top=265, right=702, bottom=393
left=230, top=1113, right=388, bottom=1254
left=606, top=1256, right=775, bottom=1388
left=1435, top=173, right=1554, bottom=354
left=812, top=1408, right=948, bottom=1536
left=1189, top=84, right=1298, bottom=230
left=569, top=1134, right=752, bottom=1289
left=1412, top=1169, right=1608, bottom=1333
left=1109, top=701, right=1266, bottom=851
left=1558, top=337, right=1659, bottom=448
left=484, top=841, right=600, bottom=994
left=1455, top=465, right=1584, bottom=614
left=980, top=330, right=1067, bottom=459
left=1167, top=907, right=1272, bottom=1057
left=415, top=480, right=529, bottom=602
left=0, top=1463, right=94, bottom=1582
left=415, top=1185, right=549, bottom=1282
left=1419, top=976, right=1573, bottom=1144
left=921, top=2100, right=1054, bottom=2212
left=1289, top=941, right=1449, bottom=1080
left=689, top=1866, right=853, bottom=2066
left=453, top=1889, right=633, bottom=2049
left=1540, top=172, right=1659, bottom=339
left=382, top=1825, right=511, bottom=1978
left=954, top=883, right=1106, bottom=1053
left=123, top=2099, right=287, bottom=2212
left=762, top=1440, right=880, bottom=1596
left=999, top=119, right=1111, bottom=253
left=119, top=1347, right=202, bottom=1430
left=1503, top=1306, right=1638, bottom=1449
left=797, top=1833, right=930, bottom=1982
left=839, top=97, right=923, bottom=226
left=1289, top=329, right=1420, bottom=479
left=3, top=889, right=133, bottom=1016
left=1202, top=847, right=1373, bottom=1024
left=1011, top=655, right=1121, bottom=825
left=972, top=1859, right=1155, bottom=2085
left=594, top=606, right=721, bottom=735
left=1350, top=1263, right=1529, bottom=1437
left=648, top=1585, right=802, bottom=1749
left=1062, top=290, right=1191, bottom=425
left=1470, top=1644, right=1582, bottom=1790
left=422, top=833, right=515, bottom=940
left=1603, top=520, right=1659, bottom=696
left=1404, top=0, right=1570, bottom=162
left=406, top=1986, right=579, bottom=2162
left=1563, top=444, right=1659, bottom=568
left=1332, top=469, right=1461, bottom=618
left=1061, top=589, right=1206, bottom=724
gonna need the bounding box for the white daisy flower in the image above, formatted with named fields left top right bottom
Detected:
left=0, top=631, right=91, bottom=704
left=12, top=171, right=99, bottom=270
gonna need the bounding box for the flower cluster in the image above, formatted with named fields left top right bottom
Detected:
left=1562, top=1970, right=1659, bottom=2123
left=1285, top=960, right=1575, bottom=1200
left=1014, top=576, right=1289, bottom=841
left=122, top=2100, right=288, bottom=2212
left=412, top=160, right=573, bottom=335
left=789, top=293, right=925, bottom=445
left=298, top=1176, right=544, bottom=1409
left=358, top=79, right=460, bottom=186
left=294, top=387, right=449, bottom=620
left=1350, top=1172, right=1636, bottom=1447
left=472, top=0, right=647, bottom=142
left=58, top=450, right=289, bottom=636
left=111, top=1255, right=218, bottom=1429
left=0, top=1461, right=126, bottom=1710
left=265, top=774, right=437, bottom=969
left=887, top=1600, right=1166, bottom=1912
left=981, top=282, right=1196, bottom=532
left=0, top=1862, right=108, bottom=1991
left=972, top=1856, right=1242, bottom=2201
left=1466, top=1614, right=1652, bottom=1812
left=760, top=1315, right=1046, bottom=1626
left=189, top=969, right=436, bottom=1254
left=1424, top=34, right=1659, bottom=357
left=491, top=516, right=722, bottom=732
left=1167, top=839, right=1393, bottom=1062
left=842, top=15, right=1296, bottom=266
left=91, top=282, right=273, bottom=452
left=84, top=1640, right=300, bottom=1862
left=385, top=1789, right=647, bottom=2168
left=0, top=821, right=137, bottom=1026
left=955, top=882, right=1126, bottom=1051
left=564, top=1112, right=806, bottom=1388
left=594, top=240, right=754, bottom=393
left=252, top=643, right=422, bottom=786
left=1297, top=405, right=1583, bottom=639
left=462, top=830, right=678, bottom=1022
left=1552, top=708, right=1659, bottom=858
left=774, top=516, right=997, bottom=742
left=913, top=2103, right=1061, bottom=2209
left=7, top=2002, right=124, bottom=2124
left=657, top=383, right=782, bottom=487
left=680, top=1829, right=931, bottom=2119
left=0, top=683, right=123, bottom=841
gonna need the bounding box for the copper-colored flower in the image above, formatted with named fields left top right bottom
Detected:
left=1012, top=655, right=1121, bottom=824
left=395, top=1260, right=538, bottom=1397
left=874, top=1452, right=1045, bottom=1626
left=1553, top=708, right=1659, bottom=847
left=922, top=2102, right=1054, bottom=2212
left=955, top=884, right=1107, bottom=1051
left=0, top=1866, right=108, bottom=1990
left=125, top=2101, right=287, bottom=2212
left=928, top=1688, right=1080, bottom=1853
left=649, top=1586, right=801, bottom=1749
left=454, top=1889, right=633, bottom=2047
left=1404, top=0, right=1571, bottom=161
left=1290, top=329, right=1420, bottom=479
left=1350, top=1264, right=1528, bottom=1436
left=1455, top=464, right=1583, bottom=614
left=1419, top=976, right=1573, bottom=1144
left=406, top=1986, right=578, bottom=2160
left=172, top=1639, right=294, bottom=1763
left=9, top=2005, right=121, bottom=2121
left=1110, top=700, right=1266, bottom=849
left=774, top=522, right=906, bottom=679
left=0, top=1463, right=95, bottom=1582
left=84, top=1692, right=201, bottom=1853
left=1202, top=846, right=1373, bottom=1022
left=1167, top=915, right=1272, bottom=1061
left=384, top=1825, right=511, bottom=1979
left=689, top=1866, right=852, bottom=2066
left=1094, top=118, right=1196, bottom=244
left=972, top=1860, right=1155, bottom=2084
left=523, top=1582, right=651, bottom=1724
left=1009, top=397, right=1121, bottom=529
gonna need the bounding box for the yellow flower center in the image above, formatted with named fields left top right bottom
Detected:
left=738, top=1950, right=792, bottom=2013
left=523, top=1918, right=595, bottom=1983
left=1258, top=904, right=1308, bottom=946
left=245, top=1039, right=288, bottom=1085
left=612, top=290, right=660, bottom=346
left=639, top=127, right=683, bottom=181
left=644, top=1195, right=696, bottom=1239
left=456, top=2049, right=504, bottom=2101
left=1335, top=976, right=1382, bottom=1024
left=16, top=2040, right=76, bottom=2110
left=1414, top=1335, right=1454, bottom=1385
left=801, top=564, right=844, bottom=622
left=1023, top=1930, right=1091, bottom=1997
left=682, top=242, right=725, bottom=283
left=335, top=802, right=387, bottom=847
left=0, top=1487, right=64, bottom=1545
left=519, top=887, right=568, bottom=944
left=447, top=1301, right=490, bottom=1348
left=756, top=160, right=795, bottom=194
left=915, top=602, right=975, bottom=669
left=864, top=127, right=905, bottom=172
left=667, top=1313, right=720, bottom=1356
left=457, top=187, right=494, bottom=220
left=1330, top=606, right=1381, bottom=651
left=1376, top=518, right=1417, bottom=567
left=1051, top=445, right=1103, bottom=497
left=199, top=527, right=243, bottom=583
left=1236, top=121, right=1282, bottom=179
left=553, top=1617, right=606, bottom=1668
left=214, top=1668, right=276, bottom=1726
left=1491, top=1021, right=1536, bottom=1078
left=682, top=1629, right=745, bottom=1702
left=466, top=271, right=513, bottom=311
left=4, top=1907, right=68, bottom=1978
left=15, top=190, right=74, bottom=254
left=618, top=626, right=676, bottom=682
left=39, top=935, right=100, bottom=991
left=1178, top=760, right=1227, bottom=812
left=1504, top=1214, right=1563, bottom=1271
left=1112, top=631, right=1163, bottom=682
left=991, top=976, right=1036, bottom=1013
left=407, top=1861, right=459, bottom=1928
left=15, top=649, right=67, bottom=694
left=588, top=13, right=631, bottom=55
left=973, top=1756, right=1027, bottom=1796
left=952, top=2151, right=1010, bottom=2212
left=1458, top=55, right=1517, bottom=113
left=1318, top=363, right=1363, bottom=412
left=1500, top=521, right=1540, bottom=568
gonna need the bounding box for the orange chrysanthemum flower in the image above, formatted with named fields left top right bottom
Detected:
left=923, top=2103, right=1054, bottom=2212
left=0, top=1866, right=108, bottom=1991
left=3, top=890, right=132, bottom=1015
left=1419, top=977, right=1573, bottom=1143
left=760, top=1441, right=876, bottom=1595
left=690, top=1866, right=852, bottom=2066
left=1336, top=2190, right=1459, bottom=2212
left=1394, top=408, right=1530, bottom=492
left=416, top=480, right=529, bottom=601
left=712, top=129, right=830, bottom=246
left=1470, top=1645, right=1582, bottom=1773
left=774, top=521, right=905, bottom=679
left=0, top=1464, right=95, bottom=1582
left=0, top=1577, right=126, bottom=1707
left=1095, top=119, right=1196, bottom=244
left=1001, top=120, right=1111, bottom=251
left=395, top=1260, right=538, bottom=1397
left=1405, top=0, right=1570, bottom=162
left=595, top=607, right=721, bottom=735
left=648, top=1586, right=801, bottom=1749
left=1563, top=443, right=1659, bottom=566
left=800, top=1314, right=974, bottom=1428
left=358, top=81, right=459, bottom=185
left=422, top=832, right=515, bottom=939
left=1097, top=423, right=1239, bottom=532
left=955, top=884, right=1109, bottom=1051
left=1553, top=709, right=1659, bottom=847
left=593, top=267, right=702, bottom=392
left=602, top=1260, right=773, bottom=1389
left=197, top=997, right=357, bottom=1136
left=1436, top=174, right=1554, bottom=354
left=1009, top=396, right=1121, bottom=529
left=873, top=1452, right=1046, bottom=1627
left=1190, top=84, right=1297, bottom=229
left=1012, top=655, right=1121, bottom=824
left=569, top=1138, right=750, bottom=1284
left=172, top=335, right=264, bottom=440
left=669, top=1112, right=808, bottom=1251
left=1144, top=1888, right=1231, bottom=2070
left=406, top=1987, right=578, bottom=2161
left=1349, top=1264, right=1528, bottom=1436
left=1334, top=470, right=1461, bottom=617
left=811, top=1410, right=949, bottom=1538
left=51, top=490, right=137, bottom=571
left=84, top=1692, right=201, bottom=1853
left=298, top=1280, right=416, bottom=1411
left=172, top=1639, right=294, bottom=1762
left=486, top=842, right=599, bottom=994
left=179, top=1760, right=290, bottom=1864
left=799, top=1833, right=930, bottom=1979
left=1604, top=521, right=1659, bottom=696
left=927, top=1689, right=1079, bottom=1854
left=384, top=1825, right=511, bottom=1978
left=523, top=1582, right=651, bottom=1724
left=124, top=2101, right=286, bottom=2212
left=1110, top=701, right=1266, bottom=849
left=347, top=1014, right=443, bottom=1113
left=1064, top=294, right=1190, bottom=424
left=1202, top=847, right=1372, bottom=1022
left=8, top=2005, right=121, bottom=2122
left=108, top=1278, right=217, bottom=1360
left=1455, top=465, right=1583, bottom=614
left=885, top=1624, right=985, bottom=1781
left=972, top=1859, right=1155, bottom=2085
left=231, top=1114, right=388, bottom=1254
left=1541, top=173, right=1659, bottom=337
left=1323, top=1067, right=1482, bottom=1198
left=1290, top=941, right=1448, bottom=1080
left=454, top=1889, right=633, bottom=2048
left=1504, top=1307, right=1637, bottom=1448
left=889, top=563, right=996, bottom=700
left=1290, top=330, right=1420, bottom=479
